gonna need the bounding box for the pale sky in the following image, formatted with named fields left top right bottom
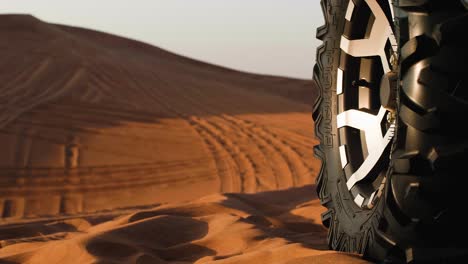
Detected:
left=0, top=1, right=324, bottom=79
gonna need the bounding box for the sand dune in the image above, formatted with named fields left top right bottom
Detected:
left=0, top=15, right=368, bottom=263
left=0, top=14, right=319, bottom=218
left=0, top=186, right=368, bottom=264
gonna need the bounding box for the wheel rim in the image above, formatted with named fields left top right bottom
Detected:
left=337, top=0, right=397, bottom=209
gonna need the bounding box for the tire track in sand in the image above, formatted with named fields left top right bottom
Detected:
left=199, top=84, right=316, bottom=186
left=184, top=82, right=314, bottom=189
left=143, top=81, right=256, bottom=193
left=126, top=70, right=243, bottom=193
left=155, top=79, right=271, bottom=193
left=0, top=58, right=85, bottom=129
left=208, top=116, right=277, bottom=192
left=224, top=115, right=314, bottom=187
left=219, top=115, right=291, bottom=189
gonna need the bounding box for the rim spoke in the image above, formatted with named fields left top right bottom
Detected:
left=354, top=194, right=365, bottom=207
left=340, top=0, right=396, bottom=73
left=345, top=0, right=355, bottom=21
left=337, top=107, right=394, bottom=189
left=346, top=123, right=395, bottom=190
left=337, top=69, right=344, bottom=95
left=337, top=107, right=386, bottom=150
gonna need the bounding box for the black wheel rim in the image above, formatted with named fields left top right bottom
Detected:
left=337, top=0, right=397, bottom=209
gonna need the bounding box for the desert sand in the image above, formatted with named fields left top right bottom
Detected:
left=0, top=15, right=368, bottom=263
left=0, top=186, right=368, bottom=264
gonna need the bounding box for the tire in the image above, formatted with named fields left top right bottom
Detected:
left=312, top=0, right=468, bottom=263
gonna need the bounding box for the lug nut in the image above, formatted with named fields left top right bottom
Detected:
left=380, top=72, right=398, bottom=111
left=387, top=111, right=396, bottom=123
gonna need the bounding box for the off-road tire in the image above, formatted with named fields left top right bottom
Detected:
left=312, top=0, right=468, bottom=263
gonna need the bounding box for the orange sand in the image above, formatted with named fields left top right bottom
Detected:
left=0, top=186, right=368, bottom=264
left=0, top=15, right=368, bottom=263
